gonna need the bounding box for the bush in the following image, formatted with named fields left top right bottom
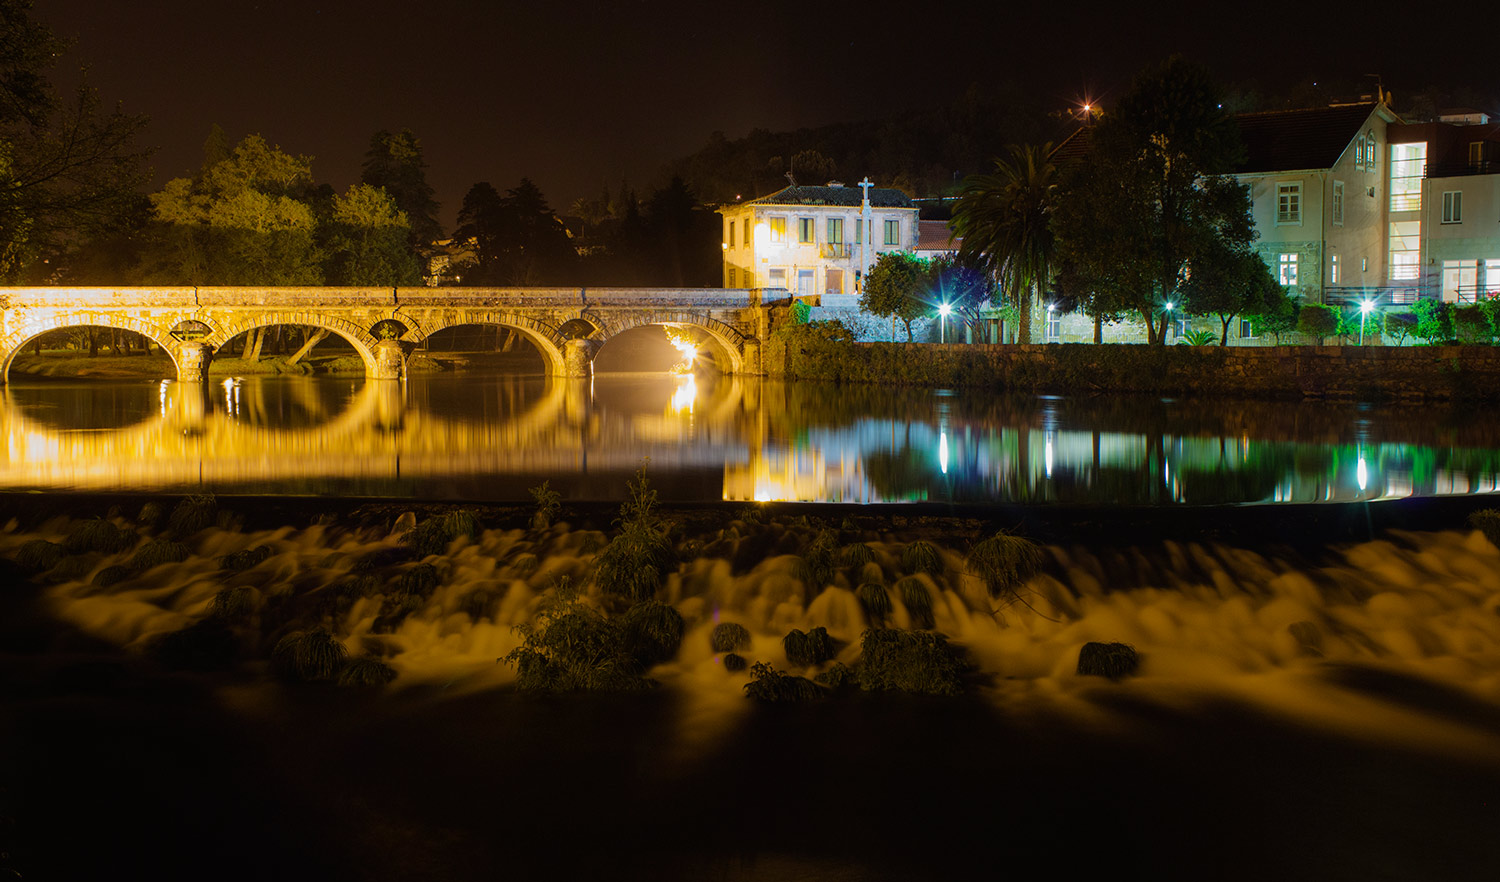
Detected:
left=149, top=619, right=238, bottom=671
left=900, top=540, right=943, bottom=576
left=64, top=519, right=136, bottom=555
left=128, top=539, right=189, bottom=571
left=785, top=626, right=837, bottom=667
left=337, top=656, right=398, bottom=687
left=744, top=662, right=822, bottom=702
left=1296, top=304, right=1340, bottom=345
left=710, top=622, right=751, bottom=653
left=219, top=545, right=272, bottom=572
left=529, top=480, right=562, bottom=529
left=168, top=495, right=218, bottom=536
left=965, top=531, right=1045, bottom=600
left=794, top=529, right=840, bottom=591
left=595, top=467, right=676, bottom=601
left=897, top=577, right=935, bottom=629
left=857, top=582, right=892, bottom=627
left=1469, top=509, right=1500, bottom=548
left=502, top=599, right=651, bottom=692
left=723, top=653, right=748, bottom=672
left=271, top=628, right=348, bottom=682
left=1382, top=312, right=1417, bottom=346
left=404, top=510, right=481, bottom=557
left=1076, top=642, right=1140, bottom=680
left=1454, top=303, right=1492, bottom=344
left=856, top=629, right=965, bottom=696
left=14, top=539, right=64, bottom=572
left=1413, top=298, right=1454, bottom=344
left=622, top=600, right=685, bottom=668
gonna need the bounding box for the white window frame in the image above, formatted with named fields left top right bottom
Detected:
left=883, top=219, right=900, bottom=246
left=827, top=217, right=843, bottom=244
left=797, top=217, right=815, bottom=244
left=1332, top=180, right=1344, bottom=226
left=1278, top=253, right=1299, bottom=287
left=1276, top=182, right=1301, bottom=226
left=1442, top=190, right=1463, bottom=224
left=1330, top=254, right=1340, bottom=285
left=1045, top=310, right=1061, bottom=340
left=767, top=267, right=786, bottom=288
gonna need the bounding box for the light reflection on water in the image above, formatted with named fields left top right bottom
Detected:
left=3, top=372, right=1500, bottom=505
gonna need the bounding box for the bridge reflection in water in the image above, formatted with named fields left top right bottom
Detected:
left=2, top=375, right=1500, bottom=505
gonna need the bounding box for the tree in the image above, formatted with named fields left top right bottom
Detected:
left=1296, top=304, right=1339, bottom=345
left=951, top=143, right=1056, bottom=344
left=454, top=178, right=576, bottom=285
left=1250, top=286, right=1300, bottom=344
left=452, top=182, right=505, bottom=284
left=361, top=129, right=442, bottom=246
left=1181, top=246, right=1283, bottom=346
left=324, top=183, right=419, bottom=286
left=0, top=0, right=152, bottom=280
left=861, top=252, right=930, bottom=341
left=927, top=253, right=998, bottom=341
left=1052, top=57, right=1250, bottom=345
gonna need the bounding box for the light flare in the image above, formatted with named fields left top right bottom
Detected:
left=665, top=328, right=699, bottom=374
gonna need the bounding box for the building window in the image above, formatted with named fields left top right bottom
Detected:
left=768, top=268, right=786, bottom=288
left=727, top=221, right=735, bottom=247
left=1276, top=183, right=1301, bottom=225
left=1487, top=259, right=1500, bottom=297
left=768, top=217, right=786, bottom=244
left=1278, top=253, right=1299, bottom=287
left=827, top=217, right=844, bottom=244
left=825, top=268, right=843, bottom=295
left=1389, top=142, right=1426, bottom=211
left=883, top=219, right=900, bottom=245
left=1442, top=191, right=1463, bottom=224
left=1332, top=181, right=1344, bottom=226
left=1330, top=254, right=1340, bottom=285
left=1367, top=132, right=1377, bottom=169
left=798, top=218, right=814, bottom=244
left=1470, top=141, right=1487, bottom=170
left=796, top=269, right=814, bottom=296
left=726, top=267, right=737, bottom=287
left=744, top=220, right=752, bottom=246
left=1443, top=260, right=1480, bottom=302
left=1240, top=318, right=1257, bottom=339
left=1389, top=221, right=1421, bottom=280
left=1045, top=310, right=1061, bottom=340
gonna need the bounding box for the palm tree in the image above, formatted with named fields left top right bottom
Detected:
left=950, top=144, right=1057, bottom=344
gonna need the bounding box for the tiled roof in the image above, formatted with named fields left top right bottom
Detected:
left=917, top=220, right=958, bottom=251
left=746, top=184, right=913, bottom=208
left=1236, top=103, right=1380, bottom=173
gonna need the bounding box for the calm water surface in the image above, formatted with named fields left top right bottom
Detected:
left=5, top=371, right=1500, bottom=505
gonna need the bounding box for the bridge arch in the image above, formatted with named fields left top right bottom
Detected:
left=204, top=312, right=382, bottom=376
left=399, top=311, right=568, bottom=376
left=0, top=313, right=183, bottom=382
left=595, top=312, right=747, bottom=373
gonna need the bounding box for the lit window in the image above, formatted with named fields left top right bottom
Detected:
left=1389, top=221, right=1421, bottom=280
left=1278, top=253, right=1299, bottom=287
left=1331, top=254, right=1340, bottom=285
left=884, top=219, right=900, bottom=245
left=727, top=221, right=735, bottom=246
left=768, top=217, right=786, bottom=244
left=1470, top=141, right=1486, bottom=169
left=1046, top=309, right=1061, bottom=340
left=1276, top=183, right=1301, bottom=225
left=1390, top=143, right=1426, bottom=211
left=1442, top=191, right=1463, bottom=224
left=827, top=217, right=843, bottom=244
left=1486, top=259, right=1500, bottom=297
left=1239, top=318, right=1257, bottom=339
left=1332, top=181, right=1344, bottom=226
left=1367, top=132, right=1377, bottom=169
left=798, top=218, right=814, bottom=243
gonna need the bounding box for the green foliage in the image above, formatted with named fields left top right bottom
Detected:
left=1452, top=303, right=1491, bottom=344
left=1468, top=509, right=1500, bottom=548
left=1179, top=329, right=1217, bottom=346
left=621, top=599, right=685, bottom=668
left=63, top=519, right=136, bottom=555
left=127, top=539, right=189, bottom=571
left=337, top=656, right=398, bottom=687
left=856, top=582, right=892, bottom=627
left=791, top=300, right=811, bottom=323
left=528, top=480, right=562, bottom=529
left=900, top=540, right=943, bottom=576
left=324, top=183, right=420, bottom=286
left=1295, top=304, right=1340, bottom=345
left=503, top=595, right=651, bottom=693
left=1382, top=311, right=1417, bottom=346
left=860, top=252, right=931, bottom=340
left=856, top=629, right=965, bottom=695
left=271, top=628, right=348, bottom=682
left=965, top=531, right=1045, bottom=600
left=710, top=622, right=752, bottom=653
left=167, top=494, right=218, bottom=536
left=219, top=545, right=271, bottom=572
left=403, top=509, right=481, bottom=557
left=1413, top=298, right=1454, bottom=344
left=361, top=128, right=443, bottom=246
left=897, top=577, right=936, bottom=629
left=1076, top=641, right=1140, bottom=680
left=1251, top=287, right=1301, bottom=344
left=744, top=662, right=822, bottom=702
left=595, top=464, right=676, bottom=601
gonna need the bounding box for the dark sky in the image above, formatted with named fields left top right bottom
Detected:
left=36, top=0, right=1487, bottom=229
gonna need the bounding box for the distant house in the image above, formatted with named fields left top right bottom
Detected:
left=716, top=181, right=919, bottom=306
left=914, top=220, right=960, bottom=260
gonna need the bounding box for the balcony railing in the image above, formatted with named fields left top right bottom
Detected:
left=819, top=243, right=852, bottom=259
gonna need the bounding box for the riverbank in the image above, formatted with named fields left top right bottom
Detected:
left=3, top=491, right=1500, bottom=879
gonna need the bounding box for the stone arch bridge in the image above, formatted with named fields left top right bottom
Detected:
left=0, top=286, right=803, bottom=381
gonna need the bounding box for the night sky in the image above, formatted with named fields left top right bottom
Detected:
left=36, top=0, right=1488, bottom=227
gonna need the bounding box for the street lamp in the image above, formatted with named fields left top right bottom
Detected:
left=1359, top=300, right=1375, bottom=345
left=1163, top=301, right=1174, bottom=341
left=938, top=302, right=952, bottom=344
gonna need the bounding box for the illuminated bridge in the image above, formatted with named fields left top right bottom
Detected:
left=0, top=286, right=803, bottom=382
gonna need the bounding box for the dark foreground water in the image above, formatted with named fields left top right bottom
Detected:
left=5, top=371, right=1500, bottom=505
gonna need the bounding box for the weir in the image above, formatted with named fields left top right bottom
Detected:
left=0, top=286, right=802, bottom=382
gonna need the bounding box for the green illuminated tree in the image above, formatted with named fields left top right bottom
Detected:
left=861, top=251, right=929, bottom=341
left=324, top=183, right=420, bottom=286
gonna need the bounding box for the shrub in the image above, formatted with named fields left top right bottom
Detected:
left=1454, top=303, right=1492, bottom=344
left=128, top=539, right=189, bottom=571
left=93, top=565, right=131, bottom=587
left=897, top=577, right=935, bottom=629
left=529, top=480, right=562, bottom=529
left=1413, top=298, right=1454, bottom=344
left=1296, top=304, right=1340, bottom=345
left=148, top=619, right=238, bottom=671
left=723, top=653, right=748, bottom=672
left=794, top=529, right=840, bottom=591
left=271, top=628, right=348, bottom=682
left=337, top=657, right=398, bottom=687
left=744, top=662, right=821, bottom=702
left=710, top=622, right=751, bottom=653
left=856, top=629, right=965, bottom=696
left=900, top=540, right=942, bottom=576
left=404, top=510, right=481, bottom=557
left=1382, top=312, right=1417, bottom=346
left=965, top=531, right=1045, bottom=600
left=64, top=519, right=136, bottom=555
left=209, top=586, right=257, bottom=622
left=14, top=539, right=64, bottom=572
left=503, top=598, right=650, bottom=692
left=595, top=466, right=676, bottom=601
left=1469, top=509, right=1500, bottom=548
left=857, top=582, right=892, bottom=627
left=219, top=545, right=272, bottom=572
left=622, top=600, right=685, bottom=668
left=168, top=495, right=218, bottom=536
left=814, top=662, right=856, bottom=691
left=1076, top=642, right=1140, bottom=680
left=1179, top=329, right=1217, bottom=346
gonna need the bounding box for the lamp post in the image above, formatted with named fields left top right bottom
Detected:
left=938, top=302, right=951, bottom=344
left=1163, top=301, right=1174, bottom=342
left=1359, top=300, right=1374, bottom=345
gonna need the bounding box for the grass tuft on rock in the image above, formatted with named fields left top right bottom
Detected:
left=1076, top=642, right=1140, bottom=680
left=744, top=662, right=822, bottom=702
left=48, top=553, right=102, bottom=582
left=271, top=628, right=348, bottom=682
left=404, top=510, right=482, bottom=557
left=710, top=621, right=751, bottom=653
left=219, top=545, right=272, bottom=572
left=394, top=562, right=442, bottom=598
left=337, top=656, right=398, bottom=687
left=14, top=539, right=64, bottom=573
left=128, top=539, right=189, bottom=571
left=897, top=577, right=935, bottom=629
left=840, top=542, right=875, bottom=568
left=1469, top=509, right=1500, bottom=548
left=901, top=540, right=943, bottom=577
left=622, top=599, right=685, bottom=668
left=857, top=629, right=966, bottom=696
left=783, top=626, right=836, bottom=667
left=814, top=662, right=857, bottom=691
left=64, top=519, right=136, bottom=555
left=167, top=494, right=218, bottom=536
left=209, top=585, right=257, bottom=622
left=93, top=565, right=131, bottom=587
left=723, top=652, right=748, bottom=672
left=136, top=500, right=165, bottom=528
left=857, top=582, right=892, bottom=627
left=966, top=531, right=1045, bottom=600
left=794, top=529, right=840, bottom=591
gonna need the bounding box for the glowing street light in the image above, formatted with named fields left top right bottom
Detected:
left=1163, top=301, right=1174, bottom=341
left=1359, top=299, right=1375, bottom=345
left=938, top=302, right=952, bottom=344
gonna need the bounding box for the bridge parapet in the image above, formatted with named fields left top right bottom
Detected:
left=0, top=286, right=198, bottom=308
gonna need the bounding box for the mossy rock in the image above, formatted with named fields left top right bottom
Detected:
left=394, top=562, right=441, bottom=598
left=510, top=553, right=539, bottom=577
left=897, top=577, right=935, bottom=629
left=128, top=539, right=189, bottom=572
left=710, top=622, right=751, bottom=653
left=403, top=510, right=482, bottom=557
left=337, top=656, right=398, bottom=687
left=1469, top=509, right=1500, bottom=548
left=209, top=585, right=258, bottom=622
left=966, top=531, right=1045, bottom=600
left=270, top=628, right=348, bottom=682
left=744, top=661, right=821, bottom=702
left=63, top=519, right=137, bottom=555
left=1076, top=642, right=1140, bottom=680
left=350, top=546, right=416, bottom=572
left=136, top=501, right=166, bottom=528
left=814, top=661, right=856, bottom=691
left=48, top=553, right=103, bottom=582
left=219, top=545, right=272, bottom=572
left=857, top=582, right=892, bottom=627
left=723, top=652, right=748, bottom=672
left=857, top=629, right=965, bottom=696
left=900, top=540, right=943, bottom=577
left=92, top=565, right=132, bottom=587
left=783, top=626, right=836, bottom=667
left=840, top=543, right=875, bottom=568
left=623, top=600, right=685, bottom=668
left=167, top=495, right=218, bottom=536
left=794, top=529, right=840, bottom=590
left=14, top=539, right=65, bottom=573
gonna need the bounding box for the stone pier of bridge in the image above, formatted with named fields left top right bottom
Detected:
left=0, top=286, right=807, bottom=383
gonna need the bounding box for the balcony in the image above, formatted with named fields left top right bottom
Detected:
left=819, top=243, right=852, bottom=259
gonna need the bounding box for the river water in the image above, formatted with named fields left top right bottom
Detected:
left=3, top=370, right=1500, bottom=505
